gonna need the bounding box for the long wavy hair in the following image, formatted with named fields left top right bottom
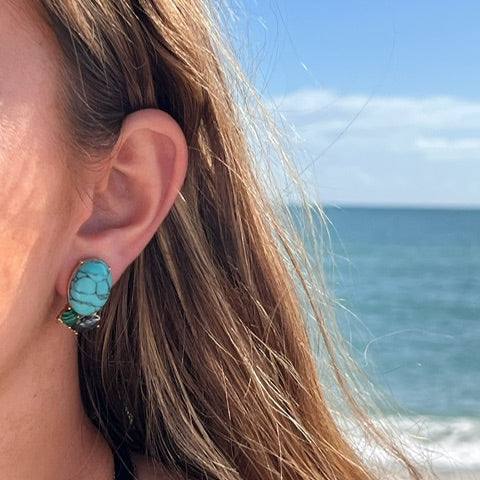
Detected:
left=38, top=1, right=421, bottom=479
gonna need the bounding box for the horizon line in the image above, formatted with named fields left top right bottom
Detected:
left=315, top=203, right=480, bottom=210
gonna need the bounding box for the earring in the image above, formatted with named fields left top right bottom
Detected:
left=58, top=258, right=112, bottom=333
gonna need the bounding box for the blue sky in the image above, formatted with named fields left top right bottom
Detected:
left=234, top=0, right=480, bottom=206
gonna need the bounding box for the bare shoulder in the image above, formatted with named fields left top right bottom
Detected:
left=132, top=454, right=185, bottom=480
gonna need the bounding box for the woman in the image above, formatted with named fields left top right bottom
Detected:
left=1, top=1, right=420, bottom=479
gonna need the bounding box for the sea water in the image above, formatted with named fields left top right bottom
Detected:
left=293, top=206, right=480, bottom=471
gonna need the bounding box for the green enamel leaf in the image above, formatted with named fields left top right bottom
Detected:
left=60, top=309, right=78, bottom=327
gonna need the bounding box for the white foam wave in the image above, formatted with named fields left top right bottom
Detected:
left=392, top=416, right=480, bottom=470
left=349, top=415, right=480, bottom=471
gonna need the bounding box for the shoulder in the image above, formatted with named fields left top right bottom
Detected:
left=132, top=454, right=185, bottom=480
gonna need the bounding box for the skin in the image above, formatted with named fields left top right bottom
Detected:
left=0, top=3, right=187, bottom=479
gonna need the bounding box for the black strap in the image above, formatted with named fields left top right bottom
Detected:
left=114, top=449, right=135, bottom=480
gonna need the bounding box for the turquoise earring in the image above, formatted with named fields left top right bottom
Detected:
left=58, top=258, right=112, bottom=333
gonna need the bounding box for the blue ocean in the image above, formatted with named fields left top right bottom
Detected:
left=295, top=206, right=480, bottom=471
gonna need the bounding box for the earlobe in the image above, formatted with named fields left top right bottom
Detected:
left=57, top=109, right=187, bottom=294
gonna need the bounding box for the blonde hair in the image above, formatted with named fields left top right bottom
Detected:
left=38, top=1, right=421, bottom=479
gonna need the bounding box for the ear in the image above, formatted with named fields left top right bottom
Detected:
left=56, top=109, right=187, bottom=294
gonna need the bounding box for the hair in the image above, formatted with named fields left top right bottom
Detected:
left=38, top=1, right=421, bottom=479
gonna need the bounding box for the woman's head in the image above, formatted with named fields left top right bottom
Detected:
left=1, top=1, right=421, bottom=479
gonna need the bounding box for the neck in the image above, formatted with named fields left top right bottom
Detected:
left=0, top=320, right=113, bottom=480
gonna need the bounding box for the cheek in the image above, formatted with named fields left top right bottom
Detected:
left=0, top=4, right=92, bottom=379
left=0, top=108, right=75, bottom=334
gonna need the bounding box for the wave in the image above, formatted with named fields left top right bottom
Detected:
left=356, top=415, right=480, bottom=471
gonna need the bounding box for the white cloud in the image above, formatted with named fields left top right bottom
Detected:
left=415, top=137, right=480, bottom=162
left=269, top=89, right=480, bottom=206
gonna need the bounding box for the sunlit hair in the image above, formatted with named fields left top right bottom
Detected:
left=38, top=1, right=421, bottom=479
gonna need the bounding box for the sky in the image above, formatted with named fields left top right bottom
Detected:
left=233, top=0, right=480, bottom=207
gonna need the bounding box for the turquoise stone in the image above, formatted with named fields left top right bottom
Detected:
left=68, top=259, right=112, bottom=316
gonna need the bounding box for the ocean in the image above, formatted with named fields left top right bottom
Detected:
left=294, top=206, right=480, bottom=471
